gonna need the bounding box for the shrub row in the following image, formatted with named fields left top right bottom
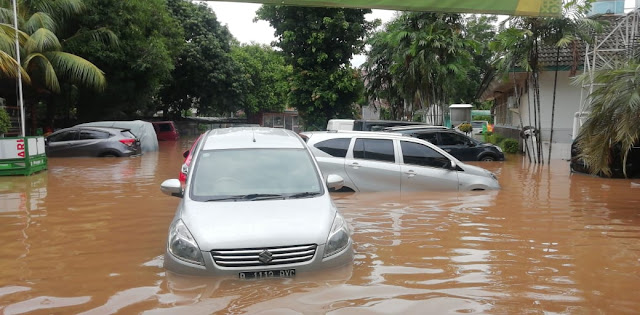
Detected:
left=483, top=132, right=520, bottom=154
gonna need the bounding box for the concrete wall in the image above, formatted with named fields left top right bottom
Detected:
left=491, top=71, right=583, bottom=160
left=516, top=71, right=583, bottom=144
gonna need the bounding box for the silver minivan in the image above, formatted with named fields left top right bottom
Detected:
left=301, top=131, right=500, bottom=192
left=160, top=127, right=353, bottom=277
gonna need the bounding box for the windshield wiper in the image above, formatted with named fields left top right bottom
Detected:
left=206, top=194, right=285, bottom=202
left=287, top=192, right=322, bottom=199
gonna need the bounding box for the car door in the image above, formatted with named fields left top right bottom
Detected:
left=45, top=130, right=78, bottom=157
left=344, top=138, right=401, bottom=192
left=75, top=129, right=111, bottom=156
left=399, top=140, right=459, bottom=191
left=438, top=132, right=477, bottom=161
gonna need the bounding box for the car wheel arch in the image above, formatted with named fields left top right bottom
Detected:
left=478, top=154, right=497, bottom=161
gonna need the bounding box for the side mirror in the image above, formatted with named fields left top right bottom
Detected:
left=182, top=150, right=190, bottom=158
left=161, top=179, right=183, bottom=198
left=326, top=174, right=344, bottom=190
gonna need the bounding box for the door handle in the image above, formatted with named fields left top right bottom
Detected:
left=405, top=170, right=416, bottom=177
left=350, top=162, right=360, bottom=169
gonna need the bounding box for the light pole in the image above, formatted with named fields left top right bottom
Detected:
left=12, top=0, right=26, bottom=137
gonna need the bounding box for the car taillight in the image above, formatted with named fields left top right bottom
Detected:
left=119, top=139, right=136, bottom=147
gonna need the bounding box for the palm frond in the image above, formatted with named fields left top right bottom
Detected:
left=0, top=7, right=16, bottom=24
left=65, top=27, right=119, bottom=48
left=0, top=23, right=30, bottom=47
left=0, top=50, right=31, bottom=84
left=23, top=12, right=56, bottom=34
left=24, top=52, right=59, bottom=92
left=46, top=51, right=105, bottom=91
left=25, top=28, right=61, bottom=54
left=577, top=61, right=640, bottom=177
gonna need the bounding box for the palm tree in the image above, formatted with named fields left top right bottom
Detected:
left=0, top=0, right=113, bottom=132
left=364, top=12, right=475, bottom=123
left=543, top=0, right=602, bottom=163
left=574, top=61, right=640, bottom=178
left=490, top=1, right=603, bottom=164
left=491, top=16, right=546, bottom=163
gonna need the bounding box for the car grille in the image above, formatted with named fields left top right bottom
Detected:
left=211, top=244, right=317, bottom=267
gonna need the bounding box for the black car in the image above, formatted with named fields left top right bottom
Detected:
left=353, top=120, right=427, bottom=131
left=387, top=128, right=505, bottom=161
left=45, top=126, right=142, bottom=157
left=570, top=136, right=640, bottom=178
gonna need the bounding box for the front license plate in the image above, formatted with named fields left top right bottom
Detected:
left=239, top=269, right=296, bottom=279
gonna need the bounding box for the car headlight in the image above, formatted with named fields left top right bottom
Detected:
left=323, top=212, right=351, bottom=258
left=495, top=145, right=503, bottom=153
left=168, top=219, right=204, bottom=265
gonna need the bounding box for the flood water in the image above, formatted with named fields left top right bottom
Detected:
left=1, top=138, right=639, bottom=314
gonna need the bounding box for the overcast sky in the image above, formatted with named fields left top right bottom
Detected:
left=202, top=1, right=398, bottom=67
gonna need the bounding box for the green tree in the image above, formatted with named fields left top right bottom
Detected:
left=67, top=0, right=182, bottom=121
left=256, top=6, right=375, bottom=130
left=0, top=0, right=109, bottom=131
left=575, top=61, right=640, bottom=178
left=231, top=43, right=292, bottom=120
left=461, top=15, right=497, bottom=105
left=364, top=12, right=478, bottom=122
left=160, top=0, right=243, bottom=118
left=363, top=26, right=404, bottom=119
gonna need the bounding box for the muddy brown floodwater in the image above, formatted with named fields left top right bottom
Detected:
left=1, top=137, right=640, bottom=314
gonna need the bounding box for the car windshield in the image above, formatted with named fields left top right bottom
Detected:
left=190, top=148, right=323, bottom=201
left=471, top=121, right=486, bottom=128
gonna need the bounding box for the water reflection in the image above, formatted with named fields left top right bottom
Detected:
left=0, top=139, right=639, bottom=313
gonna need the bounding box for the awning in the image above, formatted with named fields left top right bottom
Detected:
left=202, top=0, right=562, bottom=17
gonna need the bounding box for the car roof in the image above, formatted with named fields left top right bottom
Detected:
left=202, top=127, right=305, bottom=150
left=383, top=125, right=449, bottom=131
left=55, top=126, right=129, bottom=133
left=303, top=130, right=412, bottom=140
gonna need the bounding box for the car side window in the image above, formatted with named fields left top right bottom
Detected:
left=401, top=141, right=451, bottom=169
left=353, top=138, right=395, bottom=162
left=158, top=123, right=173, bottom=132
left=48, top=130, right=78, bottom=142
left=79, top=130, right=110, bottom=140
left=440, top=132, right=469, bottom=146
left=414, top=132, right=438, bottom=144
left=314, top=138, right=351, bottom=158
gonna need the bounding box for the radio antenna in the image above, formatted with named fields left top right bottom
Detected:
left=252, top=128, right=256, bottom=142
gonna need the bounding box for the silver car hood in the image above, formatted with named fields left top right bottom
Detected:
left=458, top=162, right=494, bottom=177
left=179, top=196, right=336, bottom=251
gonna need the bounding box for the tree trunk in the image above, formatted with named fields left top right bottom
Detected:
left=548, top=46, right=560, bottom=163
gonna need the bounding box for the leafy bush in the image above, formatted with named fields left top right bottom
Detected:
left=0, top=107, right=11, bottom=135
left=502, top=138, right=519, bottom=153
left=458, top=123, right=472, bottom=134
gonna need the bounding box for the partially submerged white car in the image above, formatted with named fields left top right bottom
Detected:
left=161, top=127, right=353, bottom=277
left=301, top=130, right=500, bottom=192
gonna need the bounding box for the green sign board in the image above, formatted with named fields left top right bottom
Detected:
left=204, top=0, right=562, bottom=16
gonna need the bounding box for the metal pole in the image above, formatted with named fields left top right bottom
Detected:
left=12, top=0, right=26, bottom=137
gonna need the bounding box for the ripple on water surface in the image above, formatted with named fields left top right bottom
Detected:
left=0, top=141, right=639, bottom=314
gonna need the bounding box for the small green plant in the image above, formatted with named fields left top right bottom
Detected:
left=0, top=107, right=11, bottom=135
left=458, top=123, right=472, bottom=134
left=197, top=123, right=209, bottom=132
left=502, top=138, right=519, bottom=154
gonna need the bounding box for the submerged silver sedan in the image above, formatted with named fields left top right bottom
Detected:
left=160, top=127, right=353, bottom=277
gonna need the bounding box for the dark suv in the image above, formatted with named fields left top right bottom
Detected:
left=387, top=128, right=505, bottom=161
